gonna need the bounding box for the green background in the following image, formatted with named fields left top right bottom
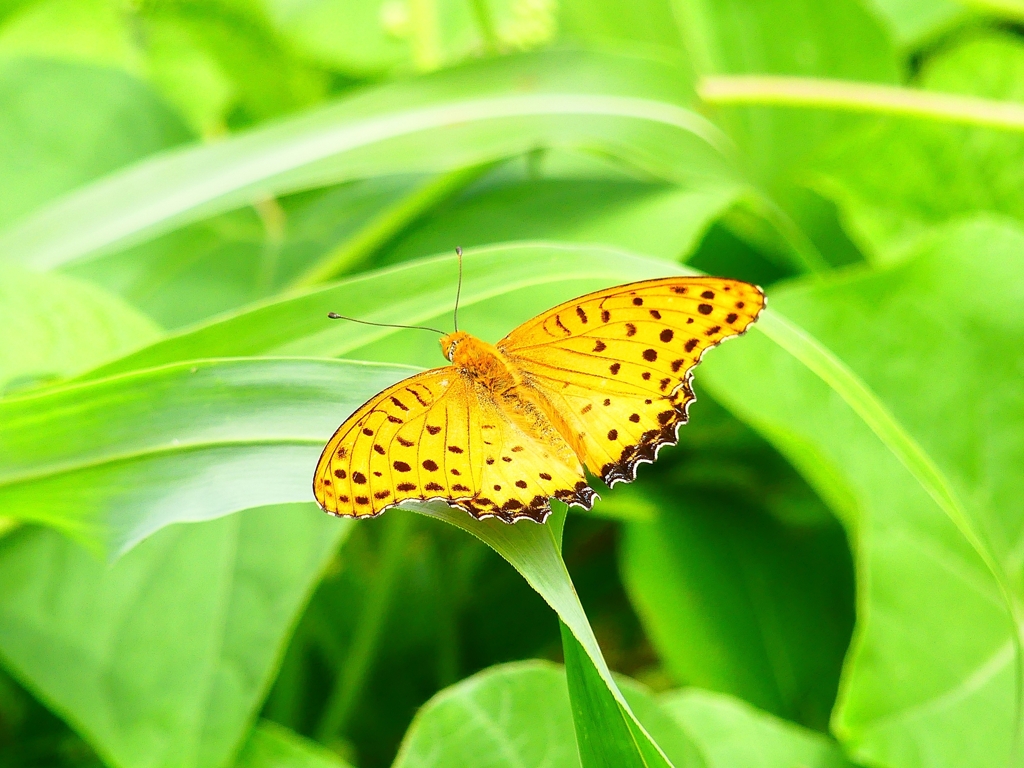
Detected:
left=0, top=0, right=1021, bottom=766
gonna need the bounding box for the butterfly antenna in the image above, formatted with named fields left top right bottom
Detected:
left=326, top=313, right=444, bottom=335
left=453, top=245, right=464, bottom=332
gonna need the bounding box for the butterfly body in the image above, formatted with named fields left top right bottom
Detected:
left=443, top=329, right=589, bottom=475
left=314, top=276, right=765, bottom=524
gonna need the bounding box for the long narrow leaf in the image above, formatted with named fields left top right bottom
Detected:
left=0, top=357, right=413, bottom=554
left=0, top=52, right=736, bottom=270
left=413, top=502, right=674, bottom=765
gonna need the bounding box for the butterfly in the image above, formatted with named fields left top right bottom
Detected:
left=313, top=273, right=765, bottom=523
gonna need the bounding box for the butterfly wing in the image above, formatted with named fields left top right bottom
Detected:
left=313, top=367, right=593, bottom=522
left=499, top=277, right=765, bottom=486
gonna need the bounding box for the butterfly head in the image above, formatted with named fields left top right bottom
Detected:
left=440, top=330, right=471, bottom=362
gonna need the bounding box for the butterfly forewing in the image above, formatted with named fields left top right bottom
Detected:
left=500, top=277, right=765, bottom=485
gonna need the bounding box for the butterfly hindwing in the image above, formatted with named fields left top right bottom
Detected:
left=313, top=368, right=593, bottom=521
left=500, top=277, right=765, bottom=486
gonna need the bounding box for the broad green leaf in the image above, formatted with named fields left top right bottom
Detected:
left=234, top=721, right=354, bottom=768
left=0, top=263, right=160, bottom=393
left=392, top=661, right=582, bottom=768
left=620, top=489, right=852, bottom=729
left=618, top=682, right=705, bottom=768
left=393, top=661, right=702, bottom=768
left=674, top=0, right=897, bottom=186
left=0, top=57, right=190, bottom=229
left=0, top=503, right=347, bottom=768
left=809, top=31, right=1024, bottom=261
left=700, top=216, right=1024, bottom=767
left=0, top=358, right=410, bottom=553
left=661, top=688, right=853, bottom=768
left=0, top=50, right=735, bottom=271
left=81, top=243, right=695, bottom=380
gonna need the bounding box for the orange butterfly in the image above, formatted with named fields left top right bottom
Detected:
left=314, top=269, right=764, bottom=523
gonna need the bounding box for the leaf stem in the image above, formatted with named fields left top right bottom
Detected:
left=699, top=75, right=1024, bottom=132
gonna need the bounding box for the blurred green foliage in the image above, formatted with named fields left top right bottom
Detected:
left=0, top=0, right=1022, bottom=767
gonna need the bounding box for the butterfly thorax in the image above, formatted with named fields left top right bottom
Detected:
left=441, top=330, right=585, bottom=464
left=440, top=331, right=519, bottom=393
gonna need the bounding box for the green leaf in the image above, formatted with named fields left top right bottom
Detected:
left=68, top=176, right=432, bottom=330
left=0, top=50, right=736, bottom=271
left=234, top=721, right=354, bottom=768
left=561, top=623, right=707, bottom=767
left=560, top=621, right=648, bottom=767
left=407, top=504, right=675, bottom=765
left=380, top=176, right=741, bottom=268
left=0, top=263, right=160, bottom=393
left=660, top=688, right=854, bottom=768
left=81, top=243, right=695, bottom=380
left=0, top=57, right=190, bottom=229
left=699, top=216, right=1024, bottom=767
left=0, top=503, right=346, bottom=768
left=0, top=357, right=410, bottom=553
left=393, top=661, right=702, bottom=768
left=620, top=489, right=853, bottom=728
left=392, top=661, right=583, bottom=767
left=291, top=163, right=497, bottom=286
left=809, top=31, right=1024, bottom=260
